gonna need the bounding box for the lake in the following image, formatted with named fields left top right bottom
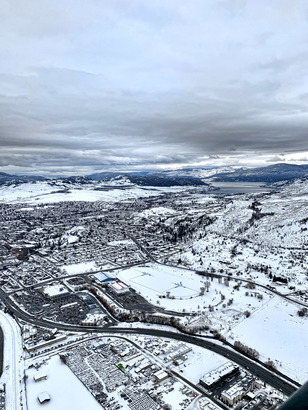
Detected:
left=210, top=181, right=274, bottom=195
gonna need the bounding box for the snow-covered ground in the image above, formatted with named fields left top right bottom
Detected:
left=139, top=206, right=177, bottom=218
left=60, top=261, right=99, bottom=275
left=117, top=264, right=202, bottom=306
left=228, top=296, right=308, bottom=384
left=0, top=181, right=192, bottom=204
left=118, top=262, right=308, bottom=384
left=1, top=176, right=307, bottom=401
left=26, top=355, right=102, bottom=410
left=171, top=345, right=228, bottom=384
left=0, top=311, right=25, bottom=410
left=117, top=263, right=271, bottom=318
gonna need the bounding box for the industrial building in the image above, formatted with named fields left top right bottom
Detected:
left=199, top=362, right=239, bottom=390
left=41, top=284, right=69, bottom=300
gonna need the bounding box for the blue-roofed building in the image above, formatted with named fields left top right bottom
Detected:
left=94, top=271, right=116, bottom=285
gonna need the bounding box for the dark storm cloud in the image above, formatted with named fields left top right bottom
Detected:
left=0, top=0, right=308, bottom=174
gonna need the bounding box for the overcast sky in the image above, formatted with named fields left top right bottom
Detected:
left=1, top=0, right=308, bottom=175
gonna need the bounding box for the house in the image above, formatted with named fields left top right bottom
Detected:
left=33, top=373, right=47, bottom=382
left=37, top=391, right=51, bottom=404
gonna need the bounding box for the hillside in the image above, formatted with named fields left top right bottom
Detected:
left=207, top=163, right=308, bottom=183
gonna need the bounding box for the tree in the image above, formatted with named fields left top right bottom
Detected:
left=59, top=354, right=67, bottom=364
left=265, top=359, right=276, bottom=371
left=234, top=341, right=259, bottom=360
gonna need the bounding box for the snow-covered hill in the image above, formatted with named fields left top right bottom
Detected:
left=0, top=180, right=210, bottom=204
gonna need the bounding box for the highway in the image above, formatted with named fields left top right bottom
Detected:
left=0, top=326, right=3, bottom=376
left=0, top=288, right=300, bottom=398
left=0, top=309, right=24, bottom=410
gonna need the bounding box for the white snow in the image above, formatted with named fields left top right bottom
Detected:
left=0, top=181, right=191, bottom=204
left=26, top=355, right=102, bottom=410
left=117, top=263, right=271, bottom=319
left=172, top=345, right=228, bottom=384
left=0, top=311, right=25, bottom=410
left=228, top=296, right=308, bottom=383
left=60, top=261, right=99, bottom=274
left=139, top=207, right=177, bottom=217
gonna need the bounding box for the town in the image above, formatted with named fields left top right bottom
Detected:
left=0, top=178, right=307, bottom=409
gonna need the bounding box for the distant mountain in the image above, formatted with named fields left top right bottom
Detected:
left=87, top=172, right=123, bottom=181
left=88, top=172, right=208, bottom=187
left=0, top=171, right=208, bottom=188
left=206, top=163, right=308, bottom=183
left=158, top=166, right=236, bottom=179
left=0, top=172, right=47, bottom=185
left=58, top=176, right=93, bottom=185
left=2, top=163, right=307, bottom=187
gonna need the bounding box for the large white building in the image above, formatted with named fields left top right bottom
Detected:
left=41, top=284, right=69, bottom=299
left=109, top=281, right=129, bottom=295
left=200, top=362, right=239, bottom=390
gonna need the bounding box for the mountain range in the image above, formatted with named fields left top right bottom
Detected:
left=1, top=163, right=308, bottom=187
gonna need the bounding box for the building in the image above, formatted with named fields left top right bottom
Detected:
left=25, top=335, right=67, bottom=352
left=109, top=281, right=129, bottom=295
left=37, top=392, right=50, bottom=404
left=33, top=373, right=47, bottom=383
left=94, top=272, right=115, bottom=284
left=154, top=369, right=169, bottom=383
left=199, top=398, right=222, bottom=410
left=81, top=313, right=106, bottom=326
left=199, top=362, right=239, bottom=390
left=173, top=355, right=188, bottom=366
left=220, top=377, right=256, bottom=407
left=41, top=284, right=69, bottom=300
left=164, top=343, right=192, bottom=362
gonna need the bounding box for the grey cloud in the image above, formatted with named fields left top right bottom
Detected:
left=0, top=1, right=308, bottom=174
left=267, top=156, right=286, bottom=163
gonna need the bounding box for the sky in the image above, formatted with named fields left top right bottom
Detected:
left=0, top=0, right=308, bottom=176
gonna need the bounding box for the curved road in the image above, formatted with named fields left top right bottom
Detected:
left=0, top=288, right=300, bottom=397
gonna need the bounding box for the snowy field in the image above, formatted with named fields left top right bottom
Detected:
left=117, top=263, right=271, bottom=319
left=118, top=263, right=308, bottom=384
left=26, top=355, right=102, bottom=410
left=60, top=261, right=99, bottom=274
left=117, top=264, right=204, bottom=307
left=0, top=181, right=190, bottom=204
left=228, top=296, right=308, bottom=384
left=138, top=206, right=177, bottom=217
left=172, top=345, right=228, bottom=384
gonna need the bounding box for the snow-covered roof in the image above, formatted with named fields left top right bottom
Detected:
left=33, top=373, right=47, bottom=382
left=37, top=391, right=50, bottom=403
left=154, top=369, right=169, bottom=381
left=110, top=281, right=129, bottom=293
left=42, top=285, right=69, bottom=298
left=94, top=271, right=115, bottom=282
left=200, top=362, right=238, bottom=387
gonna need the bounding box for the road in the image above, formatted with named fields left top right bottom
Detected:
left=0, top=310, right=24, bottom=410
left=0, top=288, right=300, bottom=398
left=0, top=326, right=3, bottom=376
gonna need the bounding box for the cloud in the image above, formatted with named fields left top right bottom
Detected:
left=0, top=1, right=308, bottom=174
left=266, top=156, right=286, bottom=163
